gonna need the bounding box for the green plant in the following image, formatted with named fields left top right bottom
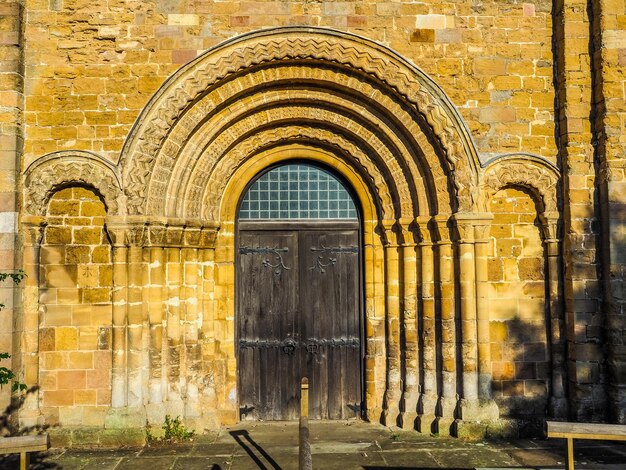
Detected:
left=162, top=415, right=194, bottom=441
left=390, top=432, right=401, bottom=441
left=0, top=353, right=27, bottom=394
left=146, top=415, right=195, bottom=444
left=0, top=270, right=27, bottom=394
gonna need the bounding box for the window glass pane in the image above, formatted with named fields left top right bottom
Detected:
left=239, top=163, right=358, bottom=219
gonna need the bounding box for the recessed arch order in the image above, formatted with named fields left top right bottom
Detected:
left=118, top=26, right=482, bottom=223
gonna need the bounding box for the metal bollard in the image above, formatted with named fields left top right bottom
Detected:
left=299, top=377, right=312, bottom=470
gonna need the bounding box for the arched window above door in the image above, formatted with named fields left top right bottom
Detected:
left=238, top=163, right=358, bottom=220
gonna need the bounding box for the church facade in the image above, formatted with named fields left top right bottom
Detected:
left=0, top=1, right=624, bottom=443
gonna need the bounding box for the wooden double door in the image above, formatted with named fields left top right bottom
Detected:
left=236, top=221, right=362, bottom=420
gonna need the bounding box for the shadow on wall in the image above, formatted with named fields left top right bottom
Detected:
left=492, top=316, right=550, bottom=432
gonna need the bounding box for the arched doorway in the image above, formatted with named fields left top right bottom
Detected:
left=236, top=162, right=363, bottom=420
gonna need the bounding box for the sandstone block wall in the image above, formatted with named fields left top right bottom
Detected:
left=0, top=0, right=623, bottom=437
left=39, top=187, right=112, bottom=427
left=21, top=0, right=556, bottom=165
left=488, top=188, right=549, bottom=418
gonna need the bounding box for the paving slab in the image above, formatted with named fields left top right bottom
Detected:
left=1, top=421, right=625, bottom=469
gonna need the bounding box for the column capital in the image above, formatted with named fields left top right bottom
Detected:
left=539, top=211, right=561, bottom=241
left=381, top=219, right=399, bottom=247
left=432, top=215, right=453, bottom=244
left=453, top=212, right=494, bottom=243
left=105, top=217, right=220, bottom=248
left=19, top=216, right=46, bottom=245
left=415, top=216, right=433, bottom=244
left=398, top=217, right=417, bottom=246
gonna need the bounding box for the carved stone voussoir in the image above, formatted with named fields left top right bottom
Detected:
left=481, top=156, right=560, bottom=214
left=119, top=27, right=480, bottom=217
left=24, top=150, right=123, bottom=216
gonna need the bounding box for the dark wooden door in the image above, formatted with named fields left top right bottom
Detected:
left=237, top=222, right=361, bottom=420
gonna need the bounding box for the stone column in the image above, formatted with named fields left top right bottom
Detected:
left=18, top=218, right=45, bottom=426
left=589, top=0, right=626, bottom=424
left=146, top=225, right=166, bottom=423
left=165, top=226, right=184, bottom=412
left=473, top=216, right=493, bottom=400
left=555, top=0, right=605, bottom=421
left=363, top=219, right=384, bottom=420
left=126, top=227, right=145, bottom=409
left=182, top=226, right=201, bottom=419
left=108, top=225, right=128, bottom=409
left=433, top=215, right=456, bottom=435
left=454, top=214, right=498, bottom=436
left=399, top=219, right=419, bottom=429
left=541, top=212, right=568, bottom=418
left=199, top=227, right=219, bottom=422
left=382, top=220, right=401, bottom=426
left=416, top=216, right=437, bottom=432
left=454, top=216, right=479, bottom=412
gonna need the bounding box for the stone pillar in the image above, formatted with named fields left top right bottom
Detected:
left=182, top=226, right=201, bottom=419
left=541, top=212, right=568, bottom=418
left=454, top=214, right=498, bottom=436
left=416, top=216, right=437, bottom=432
left=109, top=227, right=128, bottom=409
left=589, top=0, right=626, bottom=424
left=145, top=225, right=166, bottom=425
left=455, top=216, right=478, bottom=403
left=1, top=0, right=24, bottom=413
left=165, top=244, right=183, bottom=415
left=148, top=244, right=164, bottom=404
left=127, top=229, right=145, bottom=409
left=382, top=220, right=401, bottom=426
left=473, top=216, right=493, bottom=400
left=399, top=219, right=418, bottom=430
left=199, top=227, right=219, bottom=425
left=433, top=215, right=456, bottom=435
left=18, top=219, right=45, bottom=426
left=554, top=0, right=606, bottom=421
left=363, top=219, right=384, bottom=420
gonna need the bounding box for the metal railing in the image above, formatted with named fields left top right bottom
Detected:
left=299, top=377, right=312, bottom=470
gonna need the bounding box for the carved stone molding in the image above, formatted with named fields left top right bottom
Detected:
left=481, top=155, right=560, bottom=214
left=24, top=151, right=123, bottom=216
left=198, top=126, right=397, bottom=222
left=453, top=213, right=494, bottom=243
left=157, top=69, right=445, bottom=221
left=105, top=217, right=219, bottom=248
left=119, top=27, right=480, bottom=216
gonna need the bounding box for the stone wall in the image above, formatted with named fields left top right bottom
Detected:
left=4, top=0, right=624, bottom=441
left=488, top=188, right=549, bottom=418
left=22, top=0, right=556, bottom=165
left=39, top=187, right=112, bottom=427
left=0, top=0, right=22, bottom=410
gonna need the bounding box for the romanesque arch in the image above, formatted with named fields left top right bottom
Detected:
left=19, top=27, right=565, bottom=436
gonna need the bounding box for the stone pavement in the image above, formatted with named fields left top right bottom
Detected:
left=1, top=421, right=626, bottom=469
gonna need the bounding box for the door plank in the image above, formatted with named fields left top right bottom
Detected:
left=238, top=227, right=361, bottom=421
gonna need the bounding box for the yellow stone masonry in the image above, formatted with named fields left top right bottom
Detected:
left=1, top=0, right=623, bottom=441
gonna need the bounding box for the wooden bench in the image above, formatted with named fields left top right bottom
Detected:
left=0, top=434, right=49, bottom=470
left=546, top=421, right=626, bottom=470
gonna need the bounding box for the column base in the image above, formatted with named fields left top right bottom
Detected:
left=416, top=413, right=437, bottom=434
left=398, top=411, right=418, bottom=430
left=457, top=398, right=499, bottom=421
left=432, top=416, right=455, bottom=436
left=452, top=398, right=500, bottom=439
left=381, top=405, right=401, bottom=427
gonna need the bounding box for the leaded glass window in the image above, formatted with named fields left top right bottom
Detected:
left=239, top=163, right=358, bottom=219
